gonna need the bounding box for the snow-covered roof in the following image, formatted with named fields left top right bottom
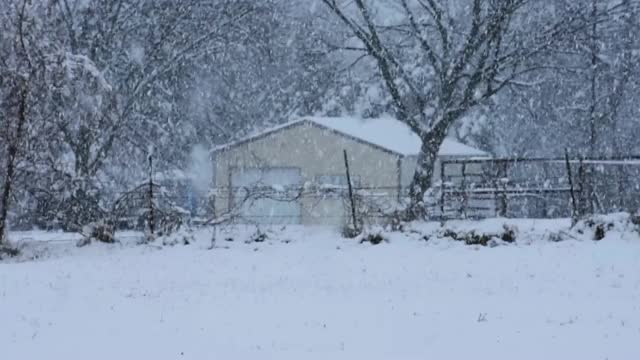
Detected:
left=307, top=116, right=489, bottom=157
left=213, top=116, right=489, bottom=158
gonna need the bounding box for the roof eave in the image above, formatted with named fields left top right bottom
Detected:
left=211, top=118, right=407, bottom=158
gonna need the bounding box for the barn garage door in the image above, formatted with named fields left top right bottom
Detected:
left=231, top=167, right=302, bottom=224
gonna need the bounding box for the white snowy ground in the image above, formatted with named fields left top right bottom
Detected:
left=2, top=219, right=640, bottom=360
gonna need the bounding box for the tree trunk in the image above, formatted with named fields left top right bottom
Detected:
left=0, top=160, right=16, bottom=245
left=585, top=0, right=599, bottom=215
left=406, top=133, right=443, bottom=220
left=0, top=84, right=28, bottom=246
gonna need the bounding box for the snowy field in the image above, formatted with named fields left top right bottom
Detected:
left=2, top=219, right=640, bottom=359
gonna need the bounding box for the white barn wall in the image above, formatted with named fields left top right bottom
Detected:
left=213, top=122, right=402, bottom=225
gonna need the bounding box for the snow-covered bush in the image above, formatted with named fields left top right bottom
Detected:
left=246, top=229, right=268, bottom=243
left=0, top=244, right=19, bottom=259
left=573, top=213, right=639, bottom=241
left=501, top=225, right=517, bottom=243
left=158, top=228, right=194, bottom=247
left=341, top=223, right=362, bottom=239
left=76, top=221, right=115, bottom=247
left=545, top=231, right=564, bottom=243
left=381, top=208, right=412, bottom=232
left=440, top=224, right=518, bottom=246
left=359, top=231, right=388, bottom=245
left=111, top=181, right=189, bottom=243
left=631, top=211, right=640, bottom=231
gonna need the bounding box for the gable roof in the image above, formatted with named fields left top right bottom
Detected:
left=212, top=116, right=489, bottom=158
left=308, top=116, right=489, bottom=157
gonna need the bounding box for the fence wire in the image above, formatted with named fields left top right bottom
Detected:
left=439, top=157, right=640, bottom=219
left=9, top=156, right=640, bottom=230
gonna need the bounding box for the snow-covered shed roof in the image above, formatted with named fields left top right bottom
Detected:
left=212, top=116, right=489, bottom=158
left=308, top=116, right=489, bottom=157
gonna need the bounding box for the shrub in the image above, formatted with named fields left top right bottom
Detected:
left=464, top=232, right=493, bottom=246
left=341, top=224, right=361, bottom=239
left=160, top=228, right=194, bottom=246
left=91, top=222, right=115, bottom=243
left=577, top=216, right=616, bottom=241
left=247, top=229, right=268, bottom=243
left=383, top=210, right=409, bottom=232
left=77, top=221, right=115, bottom=247
left=440, top=225, right=517, bottom=246
left=631, top=212, right=640, bottom=235
left=0, top=245, right=19, bottom=259
left=442, top=229, right=459, bottom=240
left=594, top=224, right=606, bottom=241
left=359, top=232, right=387, bottom=245
left=546, top=231, right=564, bottom=242
left=441, top=229, right=490, bottom=245
left=501, top=225, right=517, bottom=243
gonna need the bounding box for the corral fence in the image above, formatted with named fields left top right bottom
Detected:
left=437, top=156, right=640, bottom=220
left=12, top=155, right=640, bottom=231
left=210, top=183, right=406, bottom=226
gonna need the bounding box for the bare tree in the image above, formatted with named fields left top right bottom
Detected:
left=0, top=0, right=50, bottom=246
left=26, top=0, right=257, bottom=230
left=0, top=81, right=28, bottom=247
left=320, top=0, right=605, bottom=218
left=528, top=0, right=640, bottom=214
left=582, top=0, right=639, bottom=212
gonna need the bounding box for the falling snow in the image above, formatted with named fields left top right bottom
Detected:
left=1, top=0, right=640, bottom=358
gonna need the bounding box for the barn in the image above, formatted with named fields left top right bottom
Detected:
left=211, top=117, right=489, bottom=225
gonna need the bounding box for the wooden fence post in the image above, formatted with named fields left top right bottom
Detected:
left=148, top=152, right=155, bottom=240
left=461, top=162, right=468, bottom=218
left=565, top=149, right=578, bottom=226
left=343, top=150, right=359, bottom=233
left=440, top=161, right=446, bottom=217
left=498, top=161, right=508, bottom=217
left=577, top=157, right=587, bottom=216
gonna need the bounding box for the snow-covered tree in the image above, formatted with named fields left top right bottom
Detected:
left=466, top=0, right=640, bottom=213
left=320, top=0, right=601, bottom=218
left=21, top=0, right=259, bottom=230
left=0, top=0, right=58, bottom=244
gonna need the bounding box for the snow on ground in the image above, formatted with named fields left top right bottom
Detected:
left=2, top=220, right=640, bottom=359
